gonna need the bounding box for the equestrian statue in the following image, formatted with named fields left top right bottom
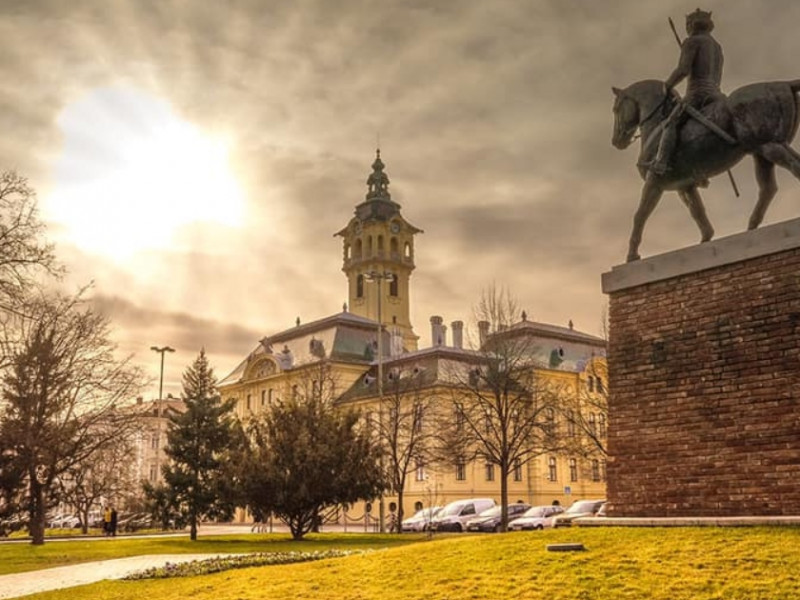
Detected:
left=612, top=9, right=800, bottom=262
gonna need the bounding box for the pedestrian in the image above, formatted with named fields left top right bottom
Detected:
left=103, top=506, right=112, bottom=536
left=110, top=507, right=118, bottom=537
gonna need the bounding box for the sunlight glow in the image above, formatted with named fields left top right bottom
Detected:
left=45, top=87, right=245, bottom=259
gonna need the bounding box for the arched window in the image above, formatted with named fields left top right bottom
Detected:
left=367, top=236, right=373, bottom=256
left=377, top=235, right=384, bottom=253
left=404, top=242, right=411, bottom=258
left=390, top=237, right=399, bottom=255
left=389, top=276, right=398, bottom=297
left=356, top=274, right=364, bottom=298
left=354, top=238, right=363, bottom=259
left=592, top=459, right=601, bottom=482
left=344, top=244, right=351, bottom=260
left=569, top=458, right=578, bottom=482
left=548, top=456, right=558, bottom=481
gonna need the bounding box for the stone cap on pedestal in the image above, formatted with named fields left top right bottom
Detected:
left=602, top=217, right=800, bottom=294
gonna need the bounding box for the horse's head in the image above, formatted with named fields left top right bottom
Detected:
left=611, top=86, right=639, bottom=149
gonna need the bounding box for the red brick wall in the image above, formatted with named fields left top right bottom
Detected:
left=606, top=248, right=800, bottom=516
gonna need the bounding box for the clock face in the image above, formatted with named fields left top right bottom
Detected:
left=390, top=222, right=401, bottom=233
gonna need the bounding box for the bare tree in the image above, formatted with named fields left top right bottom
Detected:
left=550, top=358, right=608, bottom=458
left=440, top=286, right=555, bottom=531
left=58, top=432, right=140, bottom=534
left=0, top=291, right=144, bottom=544
left=377, top=367, right=437, bottom=532
left=0, top=171, right=60, bottom=316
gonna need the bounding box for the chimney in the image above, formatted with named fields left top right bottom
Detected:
left=430, top=315, right=447, bottom=347
left=451, top=320, right=464, bottom=349
left=478, top=320, right=490, bottom=347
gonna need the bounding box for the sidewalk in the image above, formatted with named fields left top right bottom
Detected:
left=0, top=554, right=241, bottom=599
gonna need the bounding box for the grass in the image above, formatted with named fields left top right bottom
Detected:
left=0, top=532, right=418, bottom=575
left=5, top=527, right=800, bottom=600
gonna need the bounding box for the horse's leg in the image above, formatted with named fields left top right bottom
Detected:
left=748, top=154, right=777, bottom=230
left=627, top=175, right=664, bottom=262
left=678, top=186, right=714, bottom=242
left=758, top=142, right=800, bottom=179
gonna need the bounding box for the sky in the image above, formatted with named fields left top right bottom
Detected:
left=3, top=0, right=800, bottom=398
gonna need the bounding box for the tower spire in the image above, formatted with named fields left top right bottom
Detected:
left=366, top=148, right=390, bottom=200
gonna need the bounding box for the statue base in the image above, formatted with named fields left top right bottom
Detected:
left=602, top=218, right=800, bottom=517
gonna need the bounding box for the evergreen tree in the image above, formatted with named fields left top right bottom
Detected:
left=161, top=349, right=237, bottom=540
left=239, top=365, right=384, bottom=540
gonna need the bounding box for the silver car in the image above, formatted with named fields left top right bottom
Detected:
left=400, top=506, right=442, bottom=532
left=508, top=505, right=565, bottom=531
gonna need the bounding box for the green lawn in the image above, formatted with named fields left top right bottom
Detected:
left=0, top=532, right=418, bottom=575
left=7, top=527, right=800, bottom=600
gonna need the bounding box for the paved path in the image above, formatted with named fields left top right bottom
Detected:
left=0, top=554, right=240, bottom=599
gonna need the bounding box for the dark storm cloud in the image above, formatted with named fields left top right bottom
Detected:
left=91, top=294, right=262, bottom=356
left=4, top=0, right=800, bottom=392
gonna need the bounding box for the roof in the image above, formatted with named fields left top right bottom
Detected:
left=218, top=311, right=383, bottom=387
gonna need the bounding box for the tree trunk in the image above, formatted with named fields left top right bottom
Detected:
left=190, top=514, right=198, bottom=541
left=500, top=463, right=509, bottom=532
left=29, top=483, right=46, bottom=545
left=396, top=487, right=405, bottom=534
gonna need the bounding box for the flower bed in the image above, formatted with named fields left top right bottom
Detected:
left=123, top=550, right=365, bottom=580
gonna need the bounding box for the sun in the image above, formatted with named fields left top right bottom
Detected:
left=44, top=87, right=245, bottom=260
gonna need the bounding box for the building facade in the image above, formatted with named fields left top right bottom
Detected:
left=218, top=151, right=607, bottom=526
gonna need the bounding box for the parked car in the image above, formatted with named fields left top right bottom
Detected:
left=401, top=506, right=442, bottom=532
left=551, top=499, right=605, bottom=528
left=47, top=513, right=80, bottom=529
left=508, top=505, right=565, bottom=531
left=119, top=512, right=153, bottom=532
left=430, top=498, right=496, bottom=532
left=465, top=503, right=531, bottom=533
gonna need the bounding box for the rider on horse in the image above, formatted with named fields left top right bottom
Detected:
left=651, top=9, right=725, bottom=176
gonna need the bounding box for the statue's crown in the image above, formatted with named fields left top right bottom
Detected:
left=686, top=8, right=712, bottom=24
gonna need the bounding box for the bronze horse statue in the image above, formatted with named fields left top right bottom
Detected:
left=612, top=78, right=800, bottom=262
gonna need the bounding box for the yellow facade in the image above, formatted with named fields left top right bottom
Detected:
left=218, top=151, right=607, bottom=526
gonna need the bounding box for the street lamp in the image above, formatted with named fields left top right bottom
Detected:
left=364, top=270, right=394, bottom=533
left=150, top=346, right=175, bottom=405
left=150, top=345, right=175, bottom=481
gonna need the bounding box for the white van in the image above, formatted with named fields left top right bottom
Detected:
left=430, top=498, right=496, bottom=532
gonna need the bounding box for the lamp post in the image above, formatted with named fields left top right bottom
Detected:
left=364, top=270, right=394, bottom=533
left=150, top=346, right=175, bottom=480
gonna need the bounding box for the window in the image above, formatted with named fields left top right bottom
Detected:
left=569, top=458, right=578, bottom=482
left=377, top=235, right=384, bottom=253
left=389, top=276, right=398, bottom=297
left=545, top=407, right=556, bottom=435
left=149, top=465, right=158, bottom=482
left=567, top=410, right=577, bottom=437
left=354, top=238, right=363, bottom=259
left=391, top=237, right=399, bottom=255
left=268, top=389, right=274, bottom=403
left=415, top=458, right=425, bottom=482
left=455, top=406, right=465, bottom=432
left=246, top=395, right=251, bottom=411
left=588, top=376, right=595, bottom=392
left=404, top=242, right=411, bottom=258
left=589, top=413, right=597, bottom=436
left=548, top=456, right=558, bottom=482
left=344, top=243, right=351, bottom=260
left=150, top=434, right=159, bottom=450
left=592, top=459, right=601, bottom=482
left=599, top=414, right=607, bottom=437
left=513, top=458, right=523, bottom=482
left=485, top=462, right=495, bottom=482
left=455, top=458, right=466, bottom=481
left=367, top=236, right=373, bottom=256
left=413, top=404, right=424, bottom=433
left=356, top=274, right=364, bottom=298
left=597, top=377, right=605, bottom=394
left=261, top=390, right=266, bottom=407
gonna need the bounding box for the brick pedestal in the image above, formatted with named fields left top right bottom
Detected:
left=602, top=218, right=800, bottom=517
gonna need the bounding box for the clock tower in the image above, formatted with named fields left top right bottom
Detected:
left=335, top=150, right=421, bottom=352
